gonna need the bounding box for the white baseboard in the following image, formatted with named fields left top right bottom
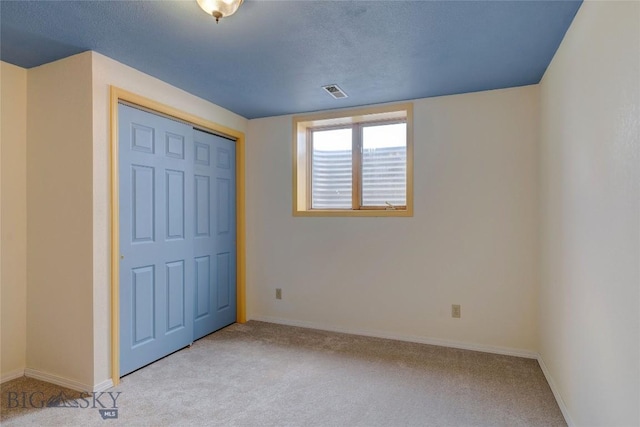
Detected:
left=24, top=368, right=99, bottom=393
left=1, top=368, right=25, bottom=384
left=250, top=315, right=538, bottom=359
left=93, top=378, right=115, bottom=392
left=537, top=355, right=574, bottom=427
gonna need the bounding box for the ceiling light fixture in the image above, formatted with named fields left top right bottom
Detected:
left=197, top=0, right=243, bottom=23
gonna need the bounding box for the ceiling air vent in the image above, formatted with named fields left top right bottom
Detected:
left=322, top=84, right=348, bottom=99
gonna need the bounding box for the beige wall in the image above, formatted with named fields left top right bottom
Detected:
left=246, top=85, right=540, bottom=354
left=90, top=52, right=248, bottom=386
left=10, top=50, right=248, bottom=390
left=2, top=50, right=248, bottom=390
left=0, top=62, right=28, bottom=381
left=26, top=53, right=95, bottom=388
left=539, top=1, right=640, bottom=426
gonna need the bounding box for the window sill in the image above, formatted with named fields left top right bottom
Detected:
left=293, top=208, right=413, bottom=217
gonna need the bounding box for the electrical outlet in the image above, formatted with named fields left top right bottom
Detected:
left=276, top=288, right=282, bottom=300
left=452, top=304, right=461, bottom=318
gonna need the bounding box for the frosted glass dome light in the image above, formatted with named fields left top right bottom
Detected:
left=197, top=0, right=244, bottom=23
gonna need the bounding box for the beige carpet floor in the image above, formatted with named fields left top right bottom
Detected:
left=1, top=321, right=566, bottom=426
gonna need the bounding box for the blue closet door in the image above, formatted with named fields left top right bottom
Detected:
left=119, top=104, right=195, bottom=375
left=119, top=104, right=237, bottom=376
left=192, top=130, right=237, bottom=340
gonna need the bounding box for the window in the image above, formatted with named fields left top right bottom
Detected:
left=293, top=103, right=413, bottom=217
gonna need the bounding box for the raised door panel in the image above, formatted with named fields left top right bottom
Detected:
left=194, top=255, right=211, bottom=319
left=194, top=175, right=211, bottom=238
left=166, top=170, right=185, bottom=240
left=166, top=260, right=186, bottom=333
left=131, top=266, right=155, bottom=346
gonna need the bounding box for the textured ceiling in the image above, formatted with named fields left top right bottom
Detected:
left=0, top=0, right=581, bottom=119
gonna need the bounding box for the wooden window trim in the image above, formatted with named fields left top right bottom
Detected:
left=352, top=125, right=361, bottom=210
left=293, top=103, right=413, bottom=217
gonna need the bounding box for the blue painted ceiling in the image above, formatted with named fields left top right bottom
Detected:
left=1, top=0, right=581, bottom=119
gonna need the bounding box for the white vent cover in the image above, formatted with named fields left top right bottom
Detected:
left=322, top=84, right=348, bottom=99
